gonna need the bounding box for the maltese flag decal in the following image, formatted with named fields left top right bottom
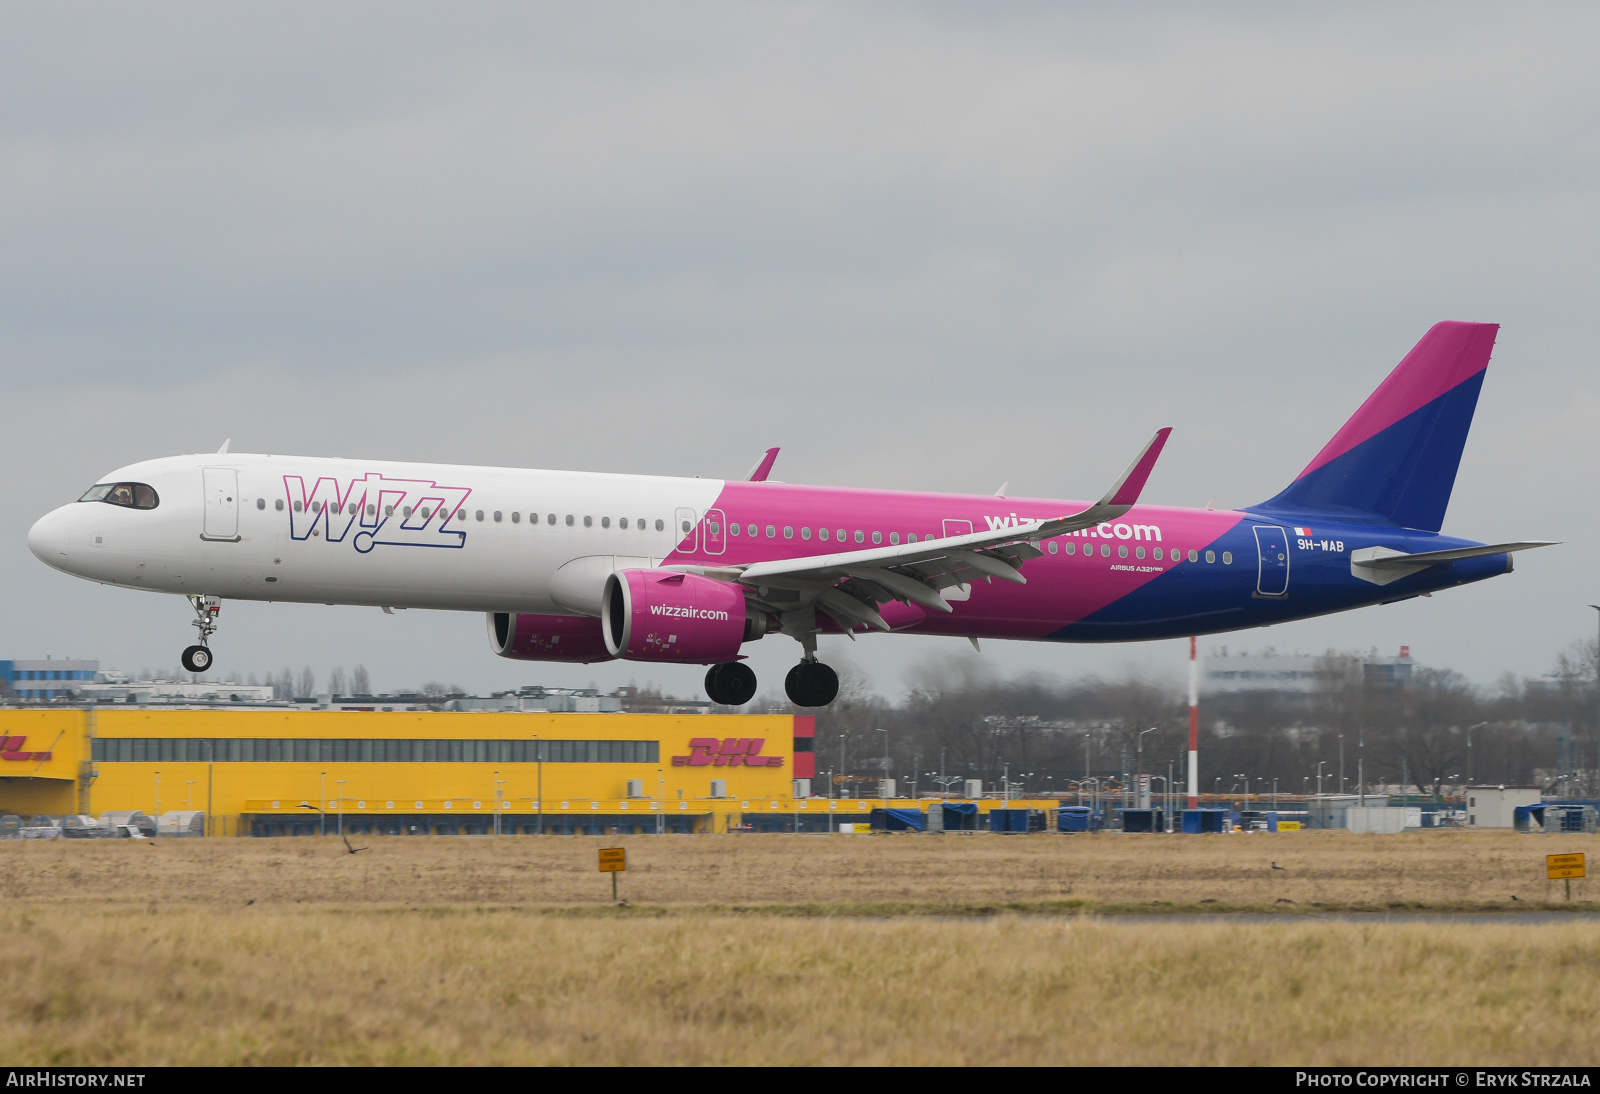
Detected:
left=1293, top=526, right=1312, bottom=536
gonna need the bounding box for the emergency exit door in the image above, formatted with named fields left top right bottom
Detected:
left=201, top=467, right=240, bottom=541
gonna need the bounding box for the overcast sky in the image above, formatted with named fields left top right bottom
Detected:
left=3, top=3, right=1598, bottom=699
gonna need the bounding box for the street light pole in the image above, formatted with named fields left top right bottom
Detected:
left=337, top=779, right=345, bottom=837
left=531, top=735, right=543, bottom=836
left=1466, top=722, right=1487, bottom=785
left=319, top=771, right=325, bottom=836
left=1591, top=605, right=1600, bottom=797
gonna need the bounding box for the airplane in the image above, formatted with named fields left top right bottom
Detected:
left=28, top=321, right=1551, bottom=709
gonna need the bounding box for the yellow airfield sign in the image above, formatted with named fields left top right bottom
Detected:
left=1546, top=853, right=1586, bottom=880
left=598, top=847, right=627, bottom=873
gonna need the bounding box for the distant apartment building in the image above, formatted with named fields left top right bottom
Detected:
left=1202, top=646, right=1415, bottom=695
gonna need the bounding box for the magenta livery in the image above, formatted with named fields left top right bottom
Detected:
left=28, top=322, right=1550, bottom=709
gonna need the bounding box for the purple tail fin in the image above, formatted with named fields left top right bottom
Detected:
left=1255, top=322, right=1498, bottom=531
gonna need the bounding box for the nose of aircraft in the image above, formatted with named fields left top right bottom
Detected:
left=28, top=507, right=72, bottom=570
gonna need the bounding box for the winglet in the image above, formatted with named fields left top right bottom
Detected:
left=1100, top=427, right=1171, bottom=507
left=745, top=447, right=780, bottom=482
left=217, top=438, right=231, bottom=454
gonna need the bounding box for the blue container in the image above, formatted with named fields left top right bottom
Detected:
left=1181, top=808, right=1226, bottom=834
left=1057, top=806, right=1093, bottom=833
left=988, top=808, right=1030, bottom=833
left=1121, top=808, right=1163, bottom=833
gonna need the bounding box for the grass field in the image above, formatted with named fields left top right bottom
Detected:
left=2, top=831, right=1596, bottom=1065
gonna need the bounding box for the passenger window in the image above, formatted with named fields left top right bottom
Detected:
left=872, top=531, right=882, bottom=544
left=421, top=508, right=432, bottom=519
left=584, top=516, right=593, bottom=527
left=1136, top=547, right=1145, bottom=559
left=294, top=501, right=304, bottom=513
left=765, top=525, right=776, bottom=538
left=402, top=506, right=412, bottom=517
left=476, top=510, right=485, bottom=522
left=1047, top=540, right=1057, bottom=554
left=512, top=511, right=521, bottom=524
left=818, top=528, right=828, bottom=541
left=801, top=527, right=811, bottom=540
left=566, top=515, right=574, bottom=526
left=1064, top=542, right=1075, bottom=556
left=1222, top=551, right=1233, bottom=565
left=548, top=514, right=556, bottom=525
left=1205, top=550, right=1215, bottom=563
left=682, top=520, right=691, bottom=533
left=838, top=529, right=847, bottom=542
left=1188, top=549, right=1198, bottom=562
left=730, top=522, right=740, bottom=536
left=367, top=504, right=376, bottom=517
left=655, top=519, right=664, bottom=531
left=707, top=521, right=717, bottom=534
left=1153, top=548, right=1162, bottom=560
left=889, top=532, right=899, bottom=545
left=854, top=530, right=864, bottom=543
left=1101, top=544, right=1110, bottom=557
left=256, top=498, right=265, bottom=510
left=783, top=526, right=794, bottom=539
left=1118, top=545, right=1128, bottom=558
left=495, top=511, right=504, bottom=523
left=276, top=500, right=285, bottom=512
left=600, top=516, right=609, bottom=528
left=907, top=533, right=916, bottom=543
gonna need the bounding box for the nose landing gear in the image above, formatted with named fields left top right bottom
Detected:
left=784, top=660, right=838, bottom=708
left=181, top=595, right=220, bottom=673
left=705, top=662, right=758, bottom=706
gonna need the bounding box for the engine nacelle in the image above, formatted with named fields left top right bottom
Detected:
left=487, top=612, right=616, bottom=663
left=602, top=569, right=759, bottom=663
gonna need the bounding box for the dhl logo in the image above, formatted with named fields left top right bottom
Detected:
left=671, top=737, right=785, bottom=768
left=1, top=736, right=51, bottom=761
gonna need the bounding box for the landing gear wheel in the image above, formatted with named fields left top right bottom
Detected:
left=704, top=662, right=758, bottom=706
left=784, top=661, right=839, bottom=707
left=181, top=644, right=213, bottom=673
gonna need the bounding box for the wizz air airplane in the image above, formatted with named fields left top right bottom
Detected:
left=28, top=321, right=1549, bottom=708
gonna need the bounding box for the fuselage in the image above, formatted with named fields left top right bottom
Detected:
left=28, top=451, right=1509, bottom=644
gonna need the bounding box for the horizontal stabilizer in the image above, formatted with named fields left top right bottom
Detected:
left=1350, top=541, right=1556, bottom=585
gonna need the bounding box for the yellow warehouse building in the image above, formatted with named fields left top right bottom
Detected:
left=0, top=709, right=1056, bottom=835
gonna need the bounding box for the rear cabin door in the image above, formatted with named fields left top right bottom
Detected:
left=1253, top=525, right=1290, bottom=597
left=201, top=467, right=240, bottom=541
left=673, top=507, right=698, bottom=554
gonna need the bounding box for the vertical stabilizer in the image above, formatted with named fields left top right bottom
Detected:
left=1256, top=321, right=1497, bottom=531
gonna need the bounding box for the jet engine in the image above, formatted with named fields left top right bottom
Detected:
left=601, top=569, right=765, bottom=663
left=487, top=612, right=616, bottom=663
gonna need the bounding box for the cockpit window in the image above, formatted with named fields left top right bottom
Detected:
left=78, top=482, right=159, bottom=510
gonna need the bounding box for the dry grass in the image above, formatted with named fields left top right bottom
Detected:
left=4, top=833, right=1596, bottom=1065
left=0, top=829, right=1593, bottom=912
left=1, top=908, right=1597, bottom=1065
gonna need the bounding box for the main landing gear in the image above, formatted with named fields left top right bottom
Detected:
left=705, top=662, right=758, bottom=706
left=784, top=660, right=838, bottom=708
left=181, top=594, right=220, bottom=674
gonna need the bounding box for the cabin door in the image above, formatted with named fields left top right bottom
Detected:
left=1253, top=525, right=1290, bottom=597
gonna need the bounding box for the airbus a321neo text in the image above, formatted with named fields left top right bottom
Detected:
left=29, top=322, right=1550, bottom=708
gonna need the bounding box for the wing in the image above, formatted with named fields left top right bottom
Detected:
left=688, top=429, right=1171, bottom=633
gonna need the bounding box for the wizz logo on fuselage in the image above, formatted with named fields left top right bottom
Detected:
left=284, top=473, right=471, bottom=553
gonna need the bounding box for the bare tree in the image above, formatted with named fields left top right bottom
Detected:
left=351, top=664, right=371, bottom=695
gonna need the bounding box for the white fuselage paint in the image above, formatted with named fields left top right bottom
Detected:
left=31, top=453, right=723, bottom=613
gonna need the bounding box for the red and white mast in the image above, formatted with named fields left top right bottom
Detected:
left=1187, top=636, right=1199, bottom=809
